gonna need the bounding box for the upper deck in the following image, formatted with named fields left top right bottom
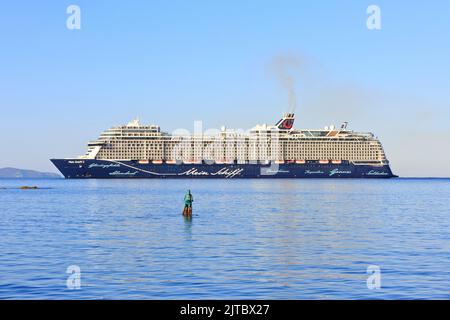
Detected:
left=77, top=114, right=388, bottom=165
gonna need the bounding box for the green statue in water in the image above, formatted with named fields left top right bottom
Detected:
left=183, top=190, right=194, bottom=216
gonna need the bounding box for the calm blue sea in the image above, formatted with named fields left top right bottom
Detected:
left=0, top=178, right=449, bottom=299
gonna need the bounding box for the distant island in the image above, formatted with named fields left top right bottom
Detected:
left=0, top=167, right=62, bottom=179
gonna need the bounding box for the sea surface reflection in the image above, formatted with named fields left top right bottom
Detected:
left=0, top=178, right=449, bottom=299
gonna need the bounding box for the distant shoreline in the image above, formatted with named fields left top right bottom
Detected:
left=0, top=177, right=62, bottom=180
left=1, top=176, right=450, bottom=180
left=0, top=167, right=61, bottom=179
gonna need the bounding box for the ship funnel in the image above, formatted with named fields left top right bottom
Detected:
left=275, top=113, right=295, bottom=130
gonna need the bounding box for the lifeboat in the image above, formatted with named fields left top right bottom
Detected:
left=319, top=160, right=329, bottom=164
left=215, top=160, right=225, bottom=164
left=166, top=160, right=177, bottom=164
left=138, top=160, right=149, bottom=164
left=296, top=160, right=306, bottom=164
left=287, top=160, right=295, bottom=164
left=275, top=160, right=285, bottom=164
left=152, top=160, right=163, bottom=164
left=331, top=160, right=342, bottom=164
left=224, top=160, right=234, bottom=164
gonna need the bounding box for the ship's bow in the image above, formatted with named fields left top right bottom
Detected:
left=50, top=159, right=72, bottom=178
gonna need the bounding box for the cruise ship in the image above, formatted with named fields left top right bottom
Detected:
left=51, top=113, right=396, bottom=179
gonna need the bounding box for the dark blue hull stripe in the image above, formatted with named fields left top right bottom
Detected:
left=50, top=159, right=396, bottom=179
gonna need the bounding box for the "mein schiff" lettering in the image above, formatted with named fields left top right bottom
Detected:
left=179, top=167, right=243, bottom=178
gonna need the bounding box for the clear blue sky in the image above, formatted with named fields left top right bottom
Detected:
left=1, top=1, right=449, bottom=176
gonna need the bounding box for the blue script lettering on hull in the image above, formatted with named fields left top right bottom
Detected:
left=51, top=159, right=397, bottom=179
